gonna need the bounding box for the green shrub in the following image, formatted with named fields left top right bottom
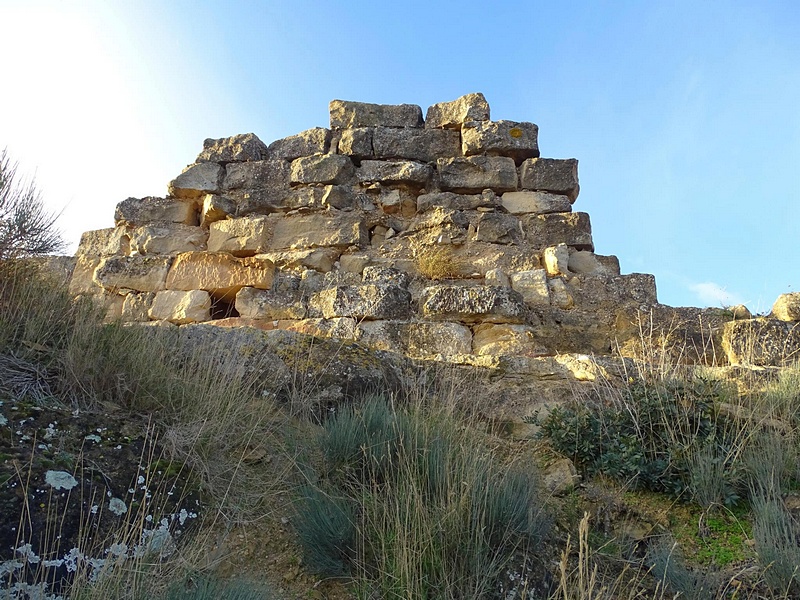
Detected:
left=751, top=493, right=800, bottom=595
left=295, top=397, right=550, bottom=598
left=534, top=378, right=737, bottom=501
left=162, top=574, right=275, bottom=600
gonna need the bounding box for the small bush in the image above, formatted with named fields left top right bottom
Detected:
left=751, top=492, right=800, bottom=595
left=415, top=245, right=464, bottom=280
left=295, top=397, right=551, bottom=598
left=534, top=378, right=738, bottom=500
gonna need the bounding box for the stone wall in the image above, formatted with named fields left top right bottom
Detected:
left=69, top=93, right=669, bottom=362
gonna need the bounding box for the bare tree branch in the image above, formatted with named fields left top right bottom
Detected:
left=0, top=148, right=65, bottom=261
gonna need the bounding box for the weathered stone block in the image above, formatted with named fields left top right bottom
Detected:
left=358, top=160, right=432, bottom=185
left=420, top=285, right=526, bottom=323
left=722, top=318, right=800, bottom=366
left=425, top=93, right=490, bottom=129
left=282, top=185, right=360, bottom=211
left=121, top=292, right=155, bottom=322
left=372, top=127, right=461, bottom=162
left=362, top=266, right=411, bottom=288
left=543, top=244, right=569, bottom=276
left=510, top=270, right=550, bottom=306
left=130, top=224, right=207, bottom=255
left=474, top=212, right=520, bottom=244
left=417, top=190, right=497, bottom=212
left=548, top=278, right=574, bottom=309
left=772, top=293, right=800, bottom=322
left=566, top=273, right=657, bottom=311
left=149, top=290, right=211, bottom=324
left=313, top=285, right=412, bottom=320
left=268, top=128, right=331, bottom=160
left=461, top=120, right=539, bottom=163
left=115, top=197, right=198, bottom=227
left=568, top=251, right=615, bottom=276
left=290, top=154, right=354, bottom=185
left=77, top=227, right=130, bottom=257
left=235, top=286, right=307, bottom=320
left=485, top=268, right=510, bottom=287
left=500, top=191, right=571, bottom=215
left=196, top=133, right=268, bottom=163
left=94, top=255, right=172, bottom=292
left=169, top=162, right=224, bottom=199
left=271, top=212, right=368, bottom=250
left=201, top=194, right=236, bottom=225
left=258, top=248, right=342, bottom=273
left=223, top=159, right=291, bottom=191
left=208, top=216, right=270, bottom=256
left=519, top=158, right=580, bottom=202
left=330, top=100, right=423, bottom=129
left=337, top=128, right=374, bottom=157
left=68, top=255, right=102, bottom=295
left=356, top=320, right=472, bottom=358
left=166, top=252, right=274, bottom=299
left=473, top=323, right=548, bottom=357
left=521, top=212, right=593, bottom=251
left=437, top=157, right=517, bottom=193
left=285, top=317, right=358, bottom=341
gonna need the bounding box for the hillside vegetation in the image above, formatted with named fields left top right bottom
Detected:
left=2, top=263, right=800, bottom=599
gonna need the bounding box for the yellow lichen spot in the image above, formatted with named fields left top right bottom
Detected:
left=509, top=127, right=523, bottom=138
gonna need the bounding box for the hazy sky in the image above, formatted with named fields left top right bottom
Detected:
left=1, top=1, right=798, bottom=311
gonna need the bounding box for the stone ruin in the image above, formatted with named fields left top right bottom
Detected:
left=66, top=93, right=800, bottom=371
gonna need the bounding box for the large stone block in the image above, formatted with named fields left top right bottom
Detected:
left=168, top=162, right=224, bottom=199
left=420, top=285, right=526, bottom=323
left=166, top=252, right=274, bottom=299
left=258, top=248, right=341, bottom=273
left=114, top=196, right=198, bottom=227
left=130, top=224, right=207, bottom=255
left=337, top=128, right=374, bottom=158
left=330, top=100, right=423, bottom=129
left=474, top=212, right=521, bottom=244
left=282, top=185, right=362, bottom=211
left=235, top=286, right=307, bottom=320
left=94, top=255, right=172, bottom=292
left=425, top=93, right=490, bottom=129
left=268, top=128, right=331, bottom=160
left=201, top=194, right=236, bottom=225
left=417, top=190, right=498, bottom=212
left=772, top=293, right=800, bottom=322
left=76, top=227, right=130, bottom=257
left=722, top=318, right=800, bottom=366
left=356, top=320, right=472, bottom=358
left=196, top=133, right=268, bottom=163
left=223, top=159, right=291, bottom=191
left=290, top=154, right=355, bottom=185
left=271, top=212, right=368, bottom=250
left=521, top=212, right=593, bottom=251
left=313, top=285, right=412, bottom=320
left=285, top=317, right=358, bottom=341
left=358, top=160, right=432, bottom=185
left=149, top=290, right=211, bottom=324
left=473, top=323, right=548, bottom=357
left=68, top=255, right=102, bottom=295
left=519, top=158, right=580, bottom=202
left=207, top=216, right=270, bottom=256
left=121, top=292, right=155, bottom=322
left=568, top=251, right=617, bottom=276
left=372, top=127, right=461, bottom=163
left=500, top=191, right=571, bottom=215
left=566, top=273, right=658, bottom=311
left=437, top=156, right=517, bottom=193
left=461, top=120, right=539, bottom=163
left=510, top=270, right=550, bottom=306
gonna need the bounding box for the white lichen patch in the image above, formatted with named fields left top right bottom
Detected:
left=108, top=497, right=127, bottom=516
left=45, top=470, right=78, bottom=491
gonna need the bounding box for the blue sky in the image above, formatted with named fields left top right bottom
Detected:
left=1, top=1, right=798, bottom=311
